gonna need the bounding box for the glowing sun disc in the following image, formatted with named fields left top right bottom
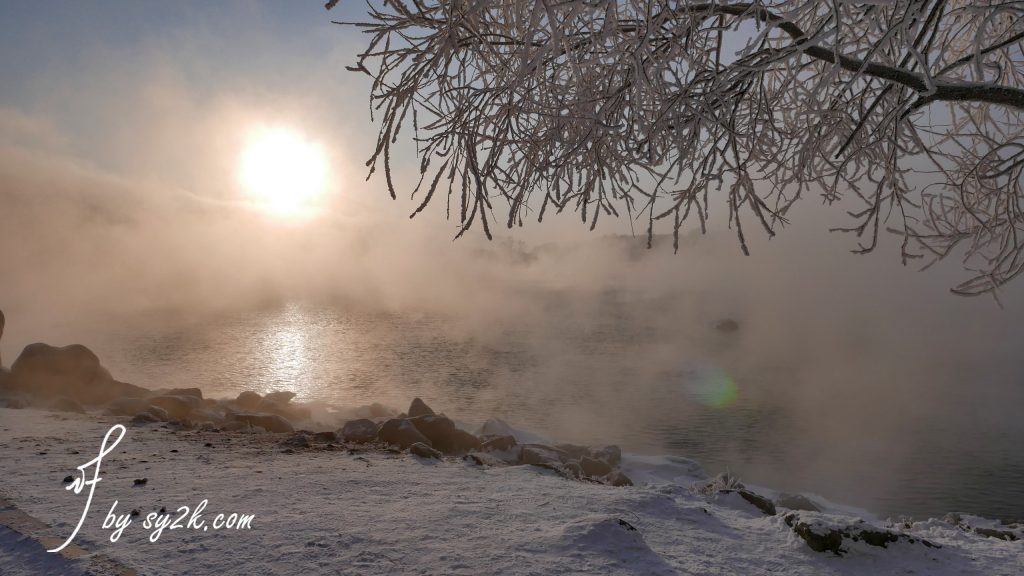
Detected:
left=239, top=126, right=329, bottom=218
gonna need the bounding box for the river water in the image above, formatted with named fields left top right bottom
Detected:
left=22, top=298, right=1024, bottom=522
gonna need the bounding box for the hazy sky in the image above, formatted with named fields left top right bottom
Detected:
left=0, top=3, right=361, bottom=188
left=2, top=1, right=1023, bottom=307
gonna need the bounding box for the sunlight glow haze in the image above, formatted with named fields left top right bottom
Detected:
left=239, top=126, right=330, bottom=219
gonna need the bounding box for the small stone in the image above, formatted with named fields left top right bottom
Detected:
left=975, top=527, right=1018, bottom=541
left=280, top=434, right=310, bottom=449
left=133, top=478, right=148, bottom=486
left=313, top=431, right=338, bottom=443
left=409, top=442, right=443, bottom=459
left=130, top=509, right=140, bottom=517
left=204, top=442, right=213, bottom=448
left=62, top=475, right=73, bottom=483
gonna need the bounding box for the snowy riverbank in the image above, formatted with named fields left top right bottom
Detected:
left=0, top=406, right=1020, bottom=576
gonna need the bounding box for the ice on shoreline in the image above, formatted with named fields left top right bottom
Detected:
left=0, top=406, right=1019, bottom=576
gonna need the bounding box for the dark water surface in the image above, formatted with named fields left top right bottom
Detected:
left=27, top=300, right=1024, bottom=522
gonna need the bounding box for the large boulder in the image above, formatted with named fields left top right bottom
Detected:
left=313, top=431, right=338, bottom=443
left=105, top=397, right=151, bottom=416
left=478, top=417, right=517, bottom=438
left=409, top=414, right=481, bottom=455
left=262, top=391, right=296, bottom=405
left=737, top=490, right=777, bottom=516
left=579, top=456, right=613, bottom=478
left=555, top=443, right=593, bottom=460
left=9, top=343, right=146, bottom=404
left=447, top=428, right=482, bottom=454
left=975, top=527, right=1018, bottom=541
left=250, top=392, right=310, bottom=424
left=480, top=435, right=517, bottom=452
left=593, top=445, right=622, bottom=467
left=144, top=405, right=170, bottom=421
left=162, top=387, right=203, bottom=400
left=148, top=395, right=201, bottom=421
left=377, top=418, right=431, bottom=449
left=605, top=470, right=634, bottom=487
left=131, top=412, right=160, bottom=425
left=777, top=493, right=821, bottom=512
left=232, top=412, right=295, bottom=433
left=782, top=513, right=938, bottom=555
left=340, top=419, right=379, bottom=443
left=465, top=452, right=507, bottom=467
left=518, top=444, right=569, bottom=470
left=234, top=391, right=262, bottom=409
left=408, top=414, right=455, bottom=442
left=47, top=397, right=86, bottom=414
left=408, top=397, right=435, bottom=418
left=444, top=428, right=481, bottom=455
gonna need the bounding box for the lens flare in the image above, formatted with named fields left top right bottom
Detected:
left=686, top=365, right=739, bottom=408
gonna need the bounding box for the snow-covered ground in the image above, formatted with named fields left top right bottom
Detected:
left=0, top=407, right=1019, bottom=575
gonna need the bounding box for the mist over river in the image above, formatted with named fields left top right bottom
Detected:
left=10, top=297, right=1022, bottom=522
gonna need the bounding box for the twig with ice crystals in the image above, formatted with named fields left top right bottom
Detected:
left=333, top=0, right=1024, bottom=296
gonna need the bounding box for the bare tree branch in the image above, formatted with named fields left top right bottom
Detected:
left=333, top=0, right=1024, bottom=296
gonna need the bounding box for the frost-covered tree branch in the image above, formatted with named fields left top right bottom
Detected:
left=332, top=0, right=1024, bottom=296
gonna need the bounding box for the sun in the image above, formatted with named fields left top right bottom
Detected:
left=238, top=126, right=330, bottom=218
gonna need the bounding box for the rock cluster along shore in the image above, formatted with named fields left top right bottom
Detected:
left=339, top=398, right=633, bottom=487
left=0, top=334, right=633, bottom=488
